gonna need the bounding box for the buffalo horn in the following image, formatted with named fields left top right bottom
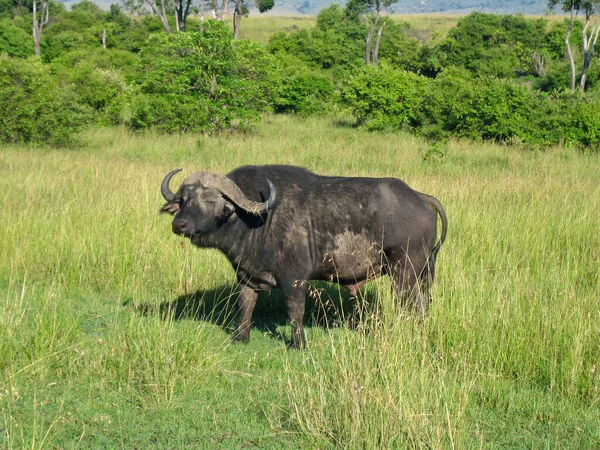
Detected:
left=161, top=168, right=183, bottom=202
left=186, top=172, right=276, bottom=215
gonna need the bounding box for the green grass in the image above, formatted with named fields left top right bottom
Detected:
left=1, top=115, right=599, bottom=448
left=236, top=16, right=316, bottom=44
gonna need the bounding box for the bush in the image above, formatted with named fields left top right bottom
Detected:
left=273, top=58, right=334, bottom=116
left=0, top=18, right=33, bottom=57
left=418, top=67, right=534, bottom=142
left=52, top=60, right=132, bottom=126
left=341, top=63, right=426, bottom=131
left=127, top=93, right=210, bottom=133
left=268, top=4, right=365, bottom=72
left=436, top=12, right=549, bottom=78
left=559, top=93, right=600, bottom=148
left=51, top=48, right=140, bottom=81
left=132, top=20, right=276, bottom=134
left=0, top=55, right=84, bottom=146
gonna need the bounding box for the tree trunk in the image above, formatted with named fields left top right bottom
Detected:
left=371, top=21, right=386, bottom=66
left=32, top=0, right=49, bottom=57
left=144, top=0, right=173, bottom=33
left=174, top=1, right=180, bottom=32
left=233, top=0, right=242, bottom=40
left=580, top=12, right=599, bottom=90
left=102, top=28, right=106, bottom=49
left=364, top=17, right=378, bottom=64
left=180, top=0, right=192, bottom=31
left=217, top=0, right=228, bottom=20
left=565, top=10, right=577, bottom=91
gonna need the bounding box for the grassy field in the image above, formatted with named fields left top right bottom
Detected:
left=237, top=16, right=317, bottom=44
left=1, top=115, right=599, bottom=448
left=234, top=14, right=459, bottom=44
left=235, top=13, right=569, bottom=45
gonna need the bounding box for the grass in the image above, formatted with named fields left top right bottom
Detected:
left=1, top=114, right=599, bottom=448
left=236, top=16, right=316, bottom=44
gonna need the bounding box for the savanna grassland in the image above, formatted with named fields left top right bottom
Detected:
left=1, top=114, right=599, bottom=448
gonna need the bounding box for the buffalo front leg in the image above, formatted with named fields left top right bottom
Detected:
left=233, top=286, right=258, bottom=343
left=281, top=280, right=309, bottom=349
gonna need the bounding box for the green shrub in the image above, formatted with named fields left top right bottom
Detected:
left=436, top=12, right=549, bottom=78
left=41, top=30, right=88, bottom=62
left=0, top=18, right=33, bottom=57
left=341, top=63, right=426, bottom=131
left=418, top=67, right=534, bottom=142
left=51, top=48, right=140, bottom=81
left=52, top=60, right=132, bottom=126
left=127, top=93, right=210, bottom=133
left=0, top=55, right=84, bottom=146
left=132, top=20, right=276, bottom=134
left=268, top=4, right=364, bottom=72
left=273, top=59, right=334, bottom=116
left=561, top=94, right=600, bottom=149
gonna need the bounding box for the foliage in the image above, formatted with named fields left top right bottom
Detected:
left=272, top=59, right=334, bottom=116
left=39, top=1, right=155, bottom=61
left=0, top=55, right=84, bottom=146
left=341, top=63, right=426, bottom=130
left=50, top=47, right=141, bottom=82
left=257, top=0, right=275, bottom=13
left=131, top=20, right=276, bottom=133
left=376, top=20, right=424, bottom=72
left=553, top=91, right=600, bottom=148
left=0, top=18, right=33, bottom=57
left=543, top=18, right=584, bottom=60
left=417, top=67, right=535, bottom=142
left=51, top=57, right=132, bottom=126
left=436, top=12, right=549, bottom=77
left=416, top=68, right=600, bottom=147
left=268, top=4, right=365, bottom=72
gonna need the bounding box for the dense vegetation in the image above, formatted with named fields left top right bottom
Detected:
left=1, top=1, right=600, bottom=149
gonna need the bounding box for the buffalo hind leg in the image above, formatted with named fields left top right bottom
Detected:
left=392, top=263, right=430, bottom=318
left=233, top=286, right=258, bottom=343
left=280, top=279, right=309, bottom=349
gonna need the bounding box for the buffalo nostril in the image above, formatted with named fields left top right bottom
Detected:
left=172, top=219, right=189, bottom=234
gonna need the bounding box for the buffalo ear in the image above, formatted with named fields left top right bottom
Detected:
left=223, top=201, right=235, bottom=219
left=161, top=202, right=180, bottom=215
left=215, top=200, right=235, bottom=226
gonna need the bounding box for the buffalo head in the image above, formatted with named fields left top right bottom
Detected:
left=160, top=169, right=276, bottom=237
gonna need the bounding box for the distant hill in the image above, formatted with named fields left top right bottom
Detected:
left=59, top=0, right=552, bottom=16
left=267, top=0, right=551, bottom=16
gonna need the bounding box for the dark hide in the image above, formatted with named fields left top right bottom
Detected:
left=161, top=165, right=447, bottom=348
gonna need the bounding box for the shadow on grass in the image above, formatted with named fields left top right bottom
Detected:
left=133, top=281, right=380, bottom=346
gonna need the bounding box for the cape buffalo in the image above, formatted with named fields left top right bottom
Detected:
left=161, top=165, right=447, bottom=348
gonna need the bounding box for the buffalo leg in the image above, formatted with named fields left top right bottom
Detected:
left=389, top=251, right=430, bottom=318
left=281, top=281, right=309, bottom=349
left=233, top=286, right=258, bottom=343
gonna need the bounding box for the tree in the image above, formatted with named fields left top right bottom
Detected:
left=172, top=0, right=194, bottom=31
left=142, top=0, right=172, bottom=33
left=346, top=0, right=396, bottom=65
left=548, top=0, right=600, bottom=90
left=139, top=0, right=194, bottom=33
left=32, top=0, right=48, bottom=56
left=580, top=4, right=600, bottom=88
left=131, top=20, right=277, bottom=132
